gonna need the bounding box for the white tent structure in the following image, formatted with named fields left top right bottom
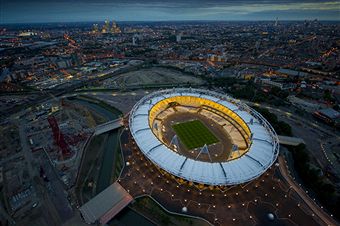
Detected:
left=129, top=88, right=279, bottom=186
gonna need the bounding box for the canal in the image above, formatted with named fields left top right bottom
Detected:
left=75, top=95, right=155, bottom=225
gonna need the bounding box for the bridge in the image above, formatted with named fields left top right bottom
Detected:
left=278, top=135, right=305, bottom=146
left=79, top=182, right=133, bottom=225
left=94, top=118, right=124, bottom=135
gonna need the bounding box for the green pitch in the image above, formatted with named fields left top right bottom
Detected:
left=172, top=120, right=219, bottom=149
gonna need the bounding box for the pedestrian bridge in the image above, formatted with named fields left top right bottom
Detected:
left=94, top=118, right=124, bottom=135
left=278, top=135, right=305, bottom=146
left=79, top=182, right=133, bottom=225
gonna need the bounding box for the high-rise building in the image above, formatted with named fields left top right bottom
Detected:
left=101, top=20, right=121, bottom=34
left=110, top=21, right=121, bottom=34
left=92, top=24, right=99, bottom=33
left=102, top=20, right=110, bottom=33
left=176, top=33, right=182, bottom=42
left=132, top=35, right=137, bottom=46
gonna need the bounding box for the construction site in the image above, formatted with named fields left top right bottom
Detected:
left=0, top=93, right=123, bottom=225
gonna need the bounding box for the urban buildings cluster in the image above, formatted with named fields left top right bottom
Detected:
left=0, top=20, right=339, bottom=226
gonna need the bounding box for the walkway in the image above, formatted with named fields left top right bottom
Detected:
left=278, top=156, right=338, bottom=226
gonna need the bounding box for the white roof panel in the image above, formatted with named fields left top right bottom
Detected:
left=129, top=88, right=279, bottom=185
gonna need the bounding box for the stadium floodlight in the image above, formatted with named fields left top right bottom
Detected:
left=129, top=88, right=279, bottom=186
left=196, top=144, right=212, bottom=162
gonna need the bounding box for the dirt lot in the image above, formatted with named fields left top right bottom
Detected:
left=102, top=67, right=204, bottom=88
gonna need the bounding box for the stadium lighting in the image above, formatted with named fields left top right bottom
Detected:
left=129, top=88, right=279, bottom=186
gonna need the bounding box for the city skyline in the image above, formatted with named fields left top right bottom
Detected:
left=0, top=1, right=339, bottom=225
left=1, top=0, right=340, bottom=24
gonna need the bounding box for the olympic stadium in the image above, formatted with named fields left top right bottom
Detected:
left=129, top=88, right=279, bottom=186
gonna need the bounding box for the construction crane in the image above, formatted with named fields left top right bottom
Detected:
left=48, top=115, right=71, bottom=158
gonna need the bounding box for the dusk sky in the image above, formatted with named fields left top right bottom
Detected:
left=1, top=0, right=339, bottom=23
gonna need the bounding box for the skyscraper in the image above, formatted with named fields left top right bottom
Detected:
left=110, top=21, right=121, bottom=34
left=102, top=20, right=110, bottom=33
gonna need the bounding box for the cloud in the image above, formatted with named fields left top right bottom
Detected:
left=1, top=0, right=339, bottom=23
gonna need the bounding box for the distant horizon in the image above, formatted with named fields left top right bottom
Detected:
left=1, top=19, right=340, bottom=26
left=1, top=0, right=339, bottom=24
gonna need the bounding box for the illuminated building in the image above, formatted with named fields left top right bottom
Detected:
left=110, top=21, right=121, bottom=34
left=102, top=20, right=110, bottom=33
left=129, top=88, right=279, bottom=186
left=92, top=24, right=99, bottom=33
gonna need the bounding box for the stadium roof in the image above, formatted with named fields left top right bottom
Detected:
left=129, top=88, right=279, bottom=186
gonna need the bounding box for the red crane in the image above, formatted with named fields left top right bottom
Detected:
left=48, top=116, right=71, bottom=157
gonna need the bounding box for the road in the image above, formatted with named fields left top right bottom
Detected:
left=17, top=120, right=35, bottom=179
left=0, top=62, right=146, bottom=118
left=278, top=156, right=338, bottom=226
left=244, top=100, right=340, bottom=169
left=244, top=101, right=337, bottom=137
left=0, top=202, right=15, bottom=225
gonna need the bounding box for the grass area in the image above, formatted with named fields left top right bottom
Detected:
left=112, top=143, right=123, bottom=181
left=172, top=120, right=219, bottom=149
left=77, top=95, right=123, bottom=117
left=76, top=134, right=106, bottom=203
left=132, top=197, right=210, bottom=226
